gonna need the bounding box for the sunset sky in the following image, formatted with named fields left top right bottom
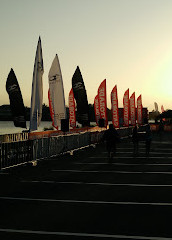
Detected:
left=1, top=0, right=172, bottom=112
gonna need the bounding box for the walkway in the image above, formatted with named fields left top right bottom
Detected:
left=0, top=132, right=172, bottom=239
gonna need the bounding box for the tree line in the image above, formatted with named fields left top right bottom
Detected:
left=0, top=104, right=112, bottom=122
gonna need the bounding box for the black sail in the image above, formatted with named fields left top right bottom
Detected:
left=72, top=66, right=90, bottom=126
left=6, top=69, right=26, bottom=128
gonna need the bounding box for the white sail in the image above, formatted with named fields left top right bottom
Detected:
left=29, top=37, right=44, bottom=132
left=48, top=54, right=66, bottom=129
left=154, top=102, right=158, bottom=112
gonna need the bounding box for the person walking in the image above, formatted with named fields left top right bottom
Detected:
left=158, top=119, right=164, bottom=141
left=132, top=125, right=139, bottom=157
left=103, top=124, right=120, bottom=163
left=145, top=124, right=152, bottom=158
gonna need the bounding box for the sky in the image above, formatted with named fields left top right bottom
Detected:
left=1, top=0, right=172, bottom=112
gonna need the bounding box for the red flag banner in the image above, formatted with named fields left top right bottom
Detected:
left=161, top=105, right=165, bottom=121
left=94, top=95, right=100, bottom=126
left=130, top=92, right=136, bottom=126
left=137, top=95, right=142, bottom=125
left=123, top=89, right=129, bottom=127
left=98, top=79, right=107, bottom=127
left=111, top=85, right=119, bottom=128
left=69, top=88, right=76, bottom=128
left=48, top=89, right=57, bottom=130
left=161, top=105, right=164, bottom=112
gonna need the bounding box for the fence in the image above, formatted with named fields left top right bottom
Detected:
left=0, top=132, right=29, bottom=143
left=32, top=131, right=98, bottom=161
left=150, top=124, right=172, bottom=132
left=0, top=125, right=148, bottom=170
left=0, top=140, right=32, bottom=170
left=0, top=131, right=103, bottom=170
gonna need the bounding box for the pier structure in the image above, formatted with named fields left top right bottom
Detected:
left=0, top=130, right=172, bottom=239
left=0, top=126, right=136, bottom=170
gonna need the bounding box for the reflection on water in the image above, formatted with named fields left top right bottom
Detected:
left=0, top=121, right=96, bottom=135
left=0, top=121, right=53, bottom=135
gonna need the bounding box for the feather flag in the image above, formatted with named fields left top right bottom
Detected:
left=69, top=88, right=76, bottom=128
left=161, top=105, right=165, bottom=113
left=130, top=92, right=136, bottom=126
left=123, top=89, right=129, bottom=127
left=48, top=89, right=56, bottom=129
left=111, top=85, right=119, bottom=128
left=161, top=105, right=165, bottom=121
left=48, top=54, right=66, bottom=130
left=94, top=95, right=100, bottom=126
left=6, top=68, right=26, bottom=128
left=137, top=95, right=142, bottom=125
left=98, top=79, right=108, bottom=127
left=29, top=37, right=44, bottom=131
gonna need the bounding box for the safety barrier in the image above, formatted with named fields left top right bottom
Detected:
left=116, top=127, right=133, bottom=138
left=150, top=124, right=172, bottom=132
left=0, top=131, right=103, bottom=169
left=32, top=131, right=92, bottom=160
left=0, top=125, right=148, bottom=170
left=90, top=130, right=105, bottom=143
left=0, top=140, right=32, bottom=170
left=0, top=132, right=29, bottom=143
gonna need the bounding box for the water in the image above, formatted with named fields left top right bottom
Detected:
left=0, top=120, right=154, bottom=135
left=0, top=121, right=97, bottom=135
left=0, top=121, right=53, bottom=135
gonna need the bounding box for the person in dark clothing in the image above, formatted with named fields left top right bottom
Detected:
left=103, top=124, right=120, bottom=163
left=158, top=119, right=164, bottom=141
left=145, top=124, right=152, bottom=158
left=132, top=126, right=139, bottom=157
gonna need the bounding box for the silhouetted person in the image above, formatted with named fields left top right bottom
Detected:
left=158, top=119, right=164, bottom=141
left=145, top=124, right=152, bottom=158
left=103, top=124, right=120, bottom=163
left=132, top=126, right=139, bottom=157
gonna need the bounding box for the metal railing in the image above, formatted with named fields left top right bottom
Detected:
left=0, top=140, right=32, bottom=170
left=0, top=132, right=29, bottom=143
left=0, top=131, right=102, bottom=170
left=0, top=125, right=148, bottom=170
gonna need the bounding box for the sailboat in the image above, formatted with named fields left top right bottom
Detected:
left=6, top=68, right=26, bottom=128
left=48, top=54, right=66, bottom=130
left=29, top=37, right=44, bottom=132
left=72, top=66, right=90, bottom=127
